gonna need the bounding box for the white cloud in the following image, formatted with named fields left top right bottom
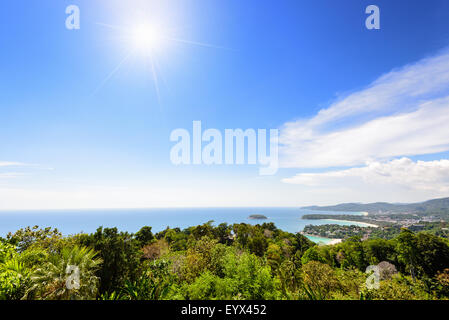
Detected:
left=283, top=157, right=449, bottom=194
left=0, top=162, right=28, bottom=167
left=0, top=173, right=26, bottom=179
left=0, top=162, right=30, bottom=180
left=280, top=50, right=449, bottom=168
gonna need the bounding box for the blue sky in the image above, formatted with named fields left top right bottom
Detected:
left=1, top=0, right=449, bottom=209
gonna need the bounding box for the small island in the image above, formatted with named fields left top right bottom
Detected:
left=248, top=214, right=268, bottom=220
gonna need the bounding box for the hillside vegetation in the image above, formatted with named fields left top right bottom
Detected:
left=1, top=222, right=449, bottom=300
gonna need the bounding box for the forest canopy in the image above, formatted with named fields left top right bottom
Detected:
left=1, top=222, right=449, bottom=300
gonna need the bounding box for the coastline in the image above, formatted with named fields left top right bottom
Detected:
left=326, top=238, right=343, bottom=245
left=321, top=219, right=379, bottom=228
left=302, top=233, right=343, bottom=245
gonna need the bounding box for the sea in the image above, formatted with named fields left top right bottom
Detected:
left=0, top=208, right=367, bottom=245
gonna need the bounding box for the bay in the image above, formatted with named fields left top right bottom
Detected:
left=0, top=208, right=365, bottom=244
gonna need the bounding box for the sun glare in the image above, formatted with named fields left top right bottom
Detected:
left=131, top=24, right=165, bottom=53
left=94, top=18, right=226, bottom=98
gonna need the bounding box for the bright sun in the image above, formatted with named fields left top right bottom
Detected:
left=94, top=18, right=224, bottom=99
left=131, top=24, right=165, bottom=53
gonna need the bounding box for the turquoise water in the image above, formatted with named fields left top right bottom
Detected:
left=0, top=208, right=364, bottom=244
left=301, top=235, right=336, bottom=245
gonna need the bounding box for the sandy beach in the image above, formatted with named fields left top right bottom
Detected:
left=326, top=239, right=342, bottom=245
left=322, top=219, right=379, bottom=228
left=302, top=233, right=343, bottom=245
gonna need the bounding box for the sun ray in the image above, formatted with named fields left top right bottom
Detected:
left=164, top=37, right=234, bottom=51
left=91, top=51, right=133, bottom=96
left=152, top=56, right=171, bottom=95
left=93, top=20, right=230, bottom=102
left=149, top=54, right=162, bottom=107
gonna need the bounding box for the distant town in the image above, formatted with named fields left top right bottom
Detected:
left=301, top=197, right=449, bottom=240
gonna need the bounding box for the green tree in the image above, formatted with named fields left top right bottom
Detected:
left=214, top=223, right=233, bottom=245
left=135, top=226, right=154, bottom=246
left=395, top=229, right=419, bottom=281
left=293, top=233, right=314, bottom=257
left=415, top=233, right=449, bottom=278
left=181, top=237, right=221, bottom=282
left=301, top=246, right=325, bottom=265
left=78, top=227, right=141, bottom=294
left=120, top=260, right=172, bottom=300
left=336, top=237, right=367, bottom=270
left=7, top=226, right=62, bottom=253
left=278, top=260, right=302, bottom=297
left=187, top=250, right=280, bottom=300
left=301, top=261, right=340, bottom=300
left=266, top=243, right=282, bottom=272
left=25, top=245, right=102, bottom=300
left=363, top=238, right=395, bottom=265
left=0, top=242, right=30, bottom=300
left=233, top=223, right=251, bottom=249
left=248, top=233, right=268, bottom=257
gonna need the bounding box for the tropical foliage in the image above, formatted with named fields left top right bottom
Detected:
left=1, top=222, right=449, bottom=300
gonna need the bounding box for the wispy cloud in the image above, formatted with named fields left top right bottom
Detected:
left=0, top=172, right=26, bottom=179
left=0, top=162, right=50, bottom=182
left=283, top=157, right=449, bottom=194
left=0, top=162, right=29, bottom=167
left=279, top=50, right=449, bottom=168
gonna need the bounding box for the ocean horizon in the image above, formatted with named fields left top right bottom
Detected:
left=0, top=207, right=366, bottom=244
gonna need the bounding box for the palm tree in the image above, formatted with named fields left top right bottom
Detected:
left=24, top=245, right=102, bottom=300
left=0, top=242, right=32, bottom=300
